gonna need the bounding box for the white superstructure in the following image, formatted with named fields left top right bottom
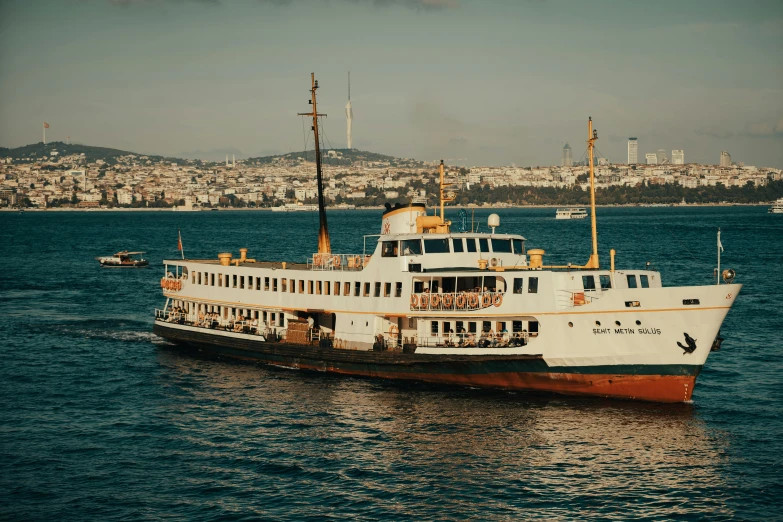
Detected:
left=555, top=207, right=588, bottom=219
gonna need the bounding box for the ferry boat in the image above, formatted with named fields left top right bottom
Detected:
left=768, top=198, right=783, bottom=214
left=555, top=207, right=588, bottom=219
left=152, top=76, right=741, bottom=403
left=271, top=203, right=318, bottom=212
left=98, top=251, right=149, bottom=268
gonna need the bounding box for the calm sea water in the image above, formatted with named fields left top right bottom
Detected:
left=1, top=207, right=781, bottom=521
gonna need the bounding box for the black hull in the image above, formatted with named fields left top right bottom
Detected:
left=152, top=322, right=701, bottom=402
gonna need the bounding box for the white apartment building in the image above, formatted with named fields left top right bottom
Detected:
left=672, top=150, right=684, bottom=165
left=628, top=138, right=638, bottom=164
left=645, top=153, right=658, bottom=165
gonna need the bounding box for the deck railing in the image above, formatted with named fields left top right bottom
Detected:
left=410, top=291, right=505, bottom=312
left=154, top=308, right=285, bottom=339
left=414, top=332, right=529, bottom=348
left=308, top=253, right=371, bottom=271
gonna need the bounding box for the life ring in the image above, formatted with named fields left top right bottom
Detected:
left=353, top=256, right=362, bottom=268
left=410, top=294, right=419, bottom=308
left=490, top=258, right=498, bottom=267
left=388, top=324, right=399, bottom=339
left=456, top=294, right=466, bottom=309
left=482, top=294, right=492, bottom=308
left=467, top=293, right=479, bottom=308
left=160, top=278, right=166, bottom=289
left=332, top=255, right=341, bottom=267
left=443, top=294, right=454, bottom=308
left=430, top=294, right=440, bottom=307
left=176, top=280, right=182, bottom=291
left=420, top=294, right=429, bottom=309
left=493, top=294, right=503, bottom=307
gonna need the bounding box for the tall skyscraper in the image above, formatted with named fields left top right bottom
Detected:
left=671, top=150, right=684, bottom=165
left=562, top=142, right=572, bottom=167
left=345, top=72, right=353, bottom=150
left=645, top=153, right=658, bottom=164
left=720, top=150, right=731, bottom=167
left=627, top=137, right=638, bottom=164
left=657, top=149, right=668, bottom=164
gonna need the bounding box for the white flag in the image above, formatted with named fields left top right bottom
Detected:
left=718, top=234, right=724, bottom=253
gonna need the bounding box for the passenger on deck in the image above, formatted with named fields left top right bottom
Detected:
left=465, top=333, right=476, bottom=347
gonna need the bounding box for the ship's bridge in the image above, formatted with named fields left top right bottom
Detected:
left=376, top=232, right=527, bottom=273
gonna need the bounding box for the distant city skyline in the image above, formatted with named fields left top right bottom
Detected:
left=0, top=0, right=781, bottom=168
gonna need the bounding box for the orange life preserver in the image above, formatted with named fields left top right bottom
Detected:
left=410, top=294, right=419, bottom=308
left=163, top=279, right=170, bottom=290
left=456, top=294, right=466, bottom=309
left=160, top=278, right=166, bottom=289
left=443, top=294, right=454, bottom=308
left=333, top=255, right=341, bottom=267
left=482, top=294, right=492, bottom=308
left=468, top=293, right=479, bottom=308
left=420, top=294, right=429, bottom=309
left=353, top=256, right=362, bottom=268
left=493, top=294, right=503, bottom=307
left=176, top=280, right=182, bottom=291
left=388, top=324, right=399, bottom=339
left=430, top=294, right=440, bottom=307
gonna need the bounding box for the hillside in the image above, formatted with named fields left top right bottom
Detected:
left=245, top=148, right=427, bottom=168
left=0, top=142, right=183, bottom=165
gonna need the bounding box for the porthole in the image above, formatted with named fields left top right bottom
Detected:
left=366, top=321, right=368, bottom=327
left=636, top=320, right=641, bottom=326
left=615, top=321, right=621, bottom=326
left=595, top=321, right=601, bottom=326
left=568, top=322, right=573, bottom=327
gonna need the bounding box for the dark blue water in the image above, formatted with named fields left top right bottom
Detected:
left=1, top=207, right=780, bottom=520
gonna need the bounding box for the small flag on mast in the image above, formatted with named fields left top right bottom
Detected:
left=177, top=229, right=184, bottom=259
left=718, top=233, right=724, bottom=253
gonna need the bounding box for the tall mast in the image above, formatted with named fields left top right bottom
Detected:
left=586, top=117, right=599, bottom=269
left=298, top=73, right=330, bottom=254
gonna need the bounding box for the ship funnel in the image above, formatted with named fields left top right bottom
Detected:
left=239, top=248, right=248, bottom=262
left=528, top=249, right=545, bottom=269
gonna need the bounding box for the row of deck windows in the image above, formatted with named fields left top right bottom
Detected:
left=382, top=237, right=524, bottom=257
left=190, top=270, right=403, bottom=297
left=430, top=320, right=539, bottom=336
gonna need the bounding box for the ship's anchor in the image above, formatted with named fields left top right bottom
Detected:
left=677, top=332, right=697, bottom=354
left=711, top=330, right=724, bottom=352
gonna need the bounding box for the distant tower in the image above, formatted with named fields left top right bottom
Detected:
left=627, top=137, right=638, bottom=164
left=232, top=154, right=236, bottom=168
left=720, top=150, right=731, bottom=167
left=561, top=142, right=573, bottom=167
left=671, top=150, right=684, bottom=165
left=345, top=72, right=353, bottom=150
left=657, top=148, right=668, bottom=164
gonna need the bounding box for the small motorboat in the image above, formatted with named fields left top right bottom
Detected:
left=97, top=251, right=149, bottom=268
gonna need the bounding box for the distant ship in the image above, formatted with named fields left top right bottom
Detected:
left=555, top=207, right=588, bottom=219
left=271, top=203, right=318, bottom=212
left=151, top=79, right=741, bottom=403
left=768, top=198, right=783, bottom=214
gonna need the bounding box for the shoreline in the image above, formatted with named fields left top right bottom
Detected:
left=1, top=202, right=770, bottom=212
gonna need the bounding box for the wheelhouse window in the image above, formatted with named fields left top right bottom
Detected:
left=627, top=275, right=638, bottom=289
left=424, top=238, right=450, bottom=254
left=466, top=238, right=478, bottom=253
left=512, top=239, right=525, bottom=255
left=491, top=238, right=512, bottom=253
left=382, top=241, right=398, bottom=257
left=600, top=274, right=612, bottom=289
left=640, top=275, right=650, bottom=288
left=528, top=277, right=539, bottom=293
left=582, top=275, right=596, bottom=290
left=452, top=238, right=464, bottom=253
left=513, top=278, right=524, bottom=294
left=479, top=238, right=490, bottom=253
left=401, top=239, right=422, bottom=256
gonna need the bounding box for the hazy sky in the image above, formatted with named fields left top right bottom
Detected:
left=1, top=0, right=781, bottom=167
